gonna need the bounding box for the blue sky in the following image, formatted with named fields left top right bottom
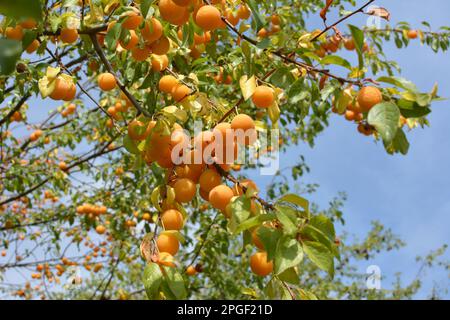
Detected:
left=2, top=0, right=449, bottom=299
left=258, top=0, right=450, bottom=297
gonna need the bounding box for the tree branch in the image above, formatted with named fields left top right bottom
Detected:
left=88, top=33, right=152, bottom=117
left=311, top=0, right=376, bottom=41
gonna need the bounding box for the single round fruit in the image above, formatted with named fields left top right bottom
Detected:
left=131, top=46, right=151, bottom=61
left=5, top=26, right=24, bottom=40
left=407, top=29, right=418, bottom=39
left=226, top=10, right=239, bottom=26
left=20, top=18, right=37, bottom=29
left=98, top=73, right=117, bottom=91
left=250, top=251, right=273, bottom=276
left=357, top=86, right=382, bottom=112
left=161, top=209, right=184, bottom=230
left=171, top=9, right=190, bottom=26
left=173, top=178, right=197, bottom=203
left=344, top=38, right=355, bottom=50
left=159, top=0, right=186, bottom=23
left=122, top=11, right=143, bottom=30
left=241, top=179, right=259, bottom=194
left=151, top=54, right=169, bottom=72
left=119, top=30, right=139, bottom=50
left=237, top=5, right=251, bottom=20
left=199, top=169, right=222, bottom=193
left=193, top=131, right=214, bottom=153
left=257, top=28, right=268, bottom=38
left=60, top=28, right=79, bottom=44
left=199, top=188, right=210, bottom=201
left=50, top=78, right=70, bottom=100
left=231, top=114, right=255, bottom=132
left=141, top=18, right=163, bottom=43
left=357, top=123, right=374, bottom=136
left=26, top=39, right=40, bottom=54
left=173, top=0, right=191, bottom=6
left=59, top=161, right=68, bottom=171
left=344, top=110, right=356, bottom=121
left=186, top=265, right=197, bottom=276
left=96, top=225, right=106, bottom=235
left=63, top=83, right=76, bottom=101
left=231, top=114, right=256, bottom=145
left=171, top=84, right=191, bottom=102
left=252, top=86, right=274, bottom=108
left=195, top=5, right=222, bottom=31
left=156, top=233, right=179, bottom=255
left=128, top=120, right=149, bottom=141
left=158, top=252, right=176, bottom=267
left=271, top=14, right=280, bottom=25
left=150, top=36, right=170, bottom=55
left=159, top=75, right=178, bottom=93
left=209, top=184, right=234, bottom=212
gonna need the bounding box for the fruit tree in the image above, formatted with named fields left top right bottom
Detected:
left=0, top=0, right=449, bottom=300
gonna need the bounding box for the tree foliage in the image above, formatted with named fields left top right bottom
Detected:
left=0, top=0, right=449, bottom=300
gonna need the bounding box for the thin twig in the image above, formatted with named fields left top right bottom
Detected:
left=89, top=33, right=152, bottom=117
left=311, top=0, right=376, bottom=41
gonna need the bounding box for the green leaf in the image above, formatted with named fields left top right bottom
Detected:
left=298, top=288, right=318, bottom=300
left=247, top=0, right=265, bottom=31
left=0, top=0, right=43, bottom=21
left=397, top=99, right=431, bottom=118
left=303, top=241, right=334, bottom=277
left=258, top=226, right=282, bottom=261
left=377, top=76, right=418, bottom=93
left=123, top=135, right=140, bottom=154
left=368, top=102, right=400, bottom=144
left=105, top=22, right=121, bottom=51
left=140, top=0, right=153, bottom=19
left=276, top=194, right=310, bottom=217
left=275, top=206, right=298, bottom=236
left=269, top=67, right=296, bottom=88
left=0, top=39, right=22, bottom=75
left=309, top=215, right=335, bottom=242
left=161, top=266, right=187, bottom=299
left=277, top=267, right=300, bottom=285
left=385, top=128, right=410, bottom=155
left=143, top=262, right=163, bottom=300
left=301, top=214, right=337, bottom=256
left=274, top=236, right=303, bottom=275
left=256, top=37, right=271, bottom=49
left=229, top=196, right=252, bottom=233
left=321, top=55, right=352, bottom=70
left=348, top=24, right=364, bottom=71
left=265, top=278, right=288, bottom=300
left=234, top=212, right=276, bottom=234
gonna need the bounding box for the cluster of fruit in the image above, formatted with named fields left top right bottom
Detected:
left=256, top=14, right=282, bottom=38
left=76, top=203, right=108, bottom=218
left=332, top=86, right=388, bottom=136
left=48, top=75, right=77, bottom=102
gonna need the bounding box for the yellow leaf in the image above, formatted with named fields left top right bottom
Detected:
left=268, top=101, right=281, bottom=128
left=254, top=120, right=268, bottom=131
left=336, top=88, right=353, bottom=114
left=38, top=77, right=55, bottom=98
left=150, top=186, right=162, bottom=211
left=104, top=0, right=120, bottom=15
left=239, top=75, right=256, bottom=101
left=87, top=0, right=105, bottom=23
left=62, top=12, right=80, bottom=29
left=187, top=73, right=199, bottom=85
left=46, top=66, right=60, bottom=80
left=165, top=186, right=176, bottom=205
left=60, top=73, right=73, bottom=83
left=162, top=105, right=188, bottom=122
